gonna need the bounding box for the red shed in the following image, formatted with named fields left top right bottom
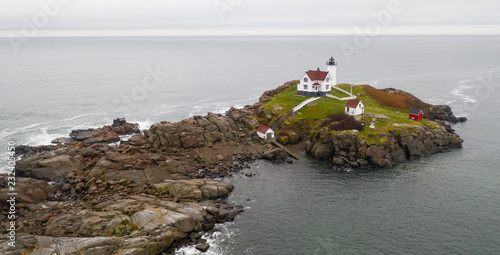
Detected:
left=409, top=108, right=423, bottom=121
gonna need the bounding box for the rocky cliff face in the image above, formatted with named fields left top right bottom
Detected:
left=424, top=105, right=467, bottom=124
left=142, top=111, right=260, bottom=151
left=306, top=124, right=464, bottom=168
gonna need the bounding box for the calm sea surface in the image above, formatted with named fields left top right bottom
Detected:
left=1, top=36, right=500, bottom=254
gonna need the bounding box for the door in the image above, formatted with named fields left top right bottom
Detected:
left=266, top=132, right=273, bottom=139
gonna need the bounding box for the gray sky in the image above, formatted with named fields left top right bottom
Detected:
left=1, top=0, right=500, bottom=36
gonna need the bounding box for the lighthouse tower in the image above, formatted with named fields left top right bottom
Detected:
left=326, top=56, right=337, bottom=85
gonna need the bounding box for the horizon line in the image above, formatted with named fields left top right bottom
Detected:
left=2, top=25, right=500, bottom=38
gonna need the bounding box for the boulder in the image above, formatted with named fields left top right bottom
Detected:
left=277, top=134, right=289, bottom=145
left=366, top=145, right=384, bottom=164
left=332, top=157, right=345, bottom=165
left=196, top=243, right=210, bottom=252
left=288, top=131, right=300, bottom=144
left=16, top=151, right=83, bottom=182
left=309, top=143, right=333, bottom=161
left=69, top=129, right=95, bottom=141
left=132, top=208, right=196, bottom=233
left=80, top=147, right=97, bottom=157
left=128, top=134, right=148, bottom=146
left=262, top=148, right=288, bottom=161
left=111, top=118, right=140, bottom=135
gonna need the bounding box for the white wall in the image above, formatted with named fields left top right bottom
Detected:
left=326, top=65, right=337, bottom=85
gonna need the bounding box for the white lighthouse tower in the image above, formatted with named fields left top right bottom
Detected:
left=326, top=56, right=337, bottom=85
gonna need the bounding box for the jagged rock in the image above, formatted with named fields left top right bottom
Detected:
left=15, top=145, right=55, bottom=157
left=111, top=117, right=140, bottom=135
left=195, top=243, right=210, bottom=252
left=424, top=105, right=467, bottom=123
left=51, top=137, right=75, bottom=144
left=0, top=176, right=54, bottom=206
left=16, top=149, right=83, bottom=182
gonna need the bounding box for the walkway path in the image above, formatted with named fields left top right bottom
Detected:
left=292, top=96, right=321, bottom=112
left=325, top=86, right=356, bottom=101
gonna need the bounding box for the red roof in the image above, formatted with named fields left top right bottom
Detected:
left=312, top=82, right=320, bottom=86
left=256, top=125, right=270, bottom=134
left=306, top=68, right=329, bottom=81
left=346, top=100, right=360, bottom=108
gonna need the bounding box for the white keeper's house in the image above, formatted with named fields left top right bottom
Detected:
left=297, top=57, right=337, bottom=96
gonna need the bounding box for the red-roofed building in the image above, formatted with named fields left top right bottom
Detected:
left=345, top=99, right=364, bottom=115
left=297, top=57, right=337, bottom=96
left=256, top=125, right=275, bottom=140
left=409, top=108, right=423, bottom=121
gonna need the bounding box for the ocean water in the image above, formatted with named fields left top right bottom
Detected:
left=2, top=36, right=500, bottom=254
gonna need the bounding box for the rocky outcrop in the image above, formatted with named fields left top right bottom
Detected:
left=424, top=105, right=467, bottom=123
left=70, top=126, right=121, bottom=144
left=1, top=196, right=241, bottom=255
left=306, top=123, right=464, bottom=168
left=111, top=117, right=140, bottom=135
left=145, top=112, right=261, bottom=151
left=66, top=118, right=140, bottom=145
left=152, top=179, right=234, bottom=201
left=16, top=147, right=83, bottom=182
left=3, top=144, right=242, bottom=255
left=0, top=176, right=54, bottom=207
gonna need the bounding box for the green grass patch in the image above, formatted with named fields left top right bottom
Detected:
left=262, top=84, right=307, bottom=114
left=293, top=97, right=345, bottom=119
left=330, top=86, right=351, bottom=98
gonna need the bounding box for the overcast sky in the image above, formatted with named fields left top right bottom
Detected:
left=1, top=0, right=499, bottom=36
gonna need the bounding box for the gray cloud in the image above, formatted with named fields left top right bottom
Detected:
left=1, top=0, right=499, bottom=31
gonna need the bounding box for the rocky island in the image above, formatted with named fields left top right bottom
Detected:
left=1, top=81, right=465, bottom=254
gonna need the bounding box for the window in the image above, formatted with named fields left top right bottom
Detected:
left=326, top=85, right=329, bottom=90
left=326, top=78, right=330, bottom=82
left=304, top=85, right=308, bottom=90
left=303, top=77, right=308, bottom=82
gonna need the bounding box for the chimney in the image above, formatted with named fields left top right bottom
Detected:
left=317, top=67, right=320, bottom=71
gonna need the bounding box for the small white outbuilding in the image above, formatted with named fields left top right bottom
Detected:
left=256, top=125, right=275, bottom=140
left=345, top=100, right=364, bottom=115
